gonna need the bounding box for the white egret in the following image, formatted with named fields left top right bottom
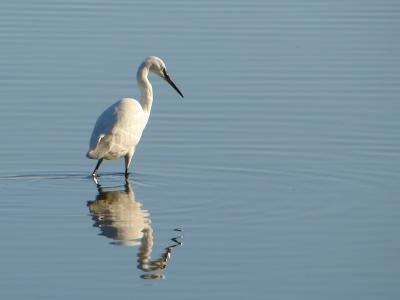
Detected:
left=86, top=56, right=183, bottom=178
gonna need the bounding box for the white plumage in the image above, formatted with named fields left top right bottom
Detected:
left=87, top=56, right=183, bottom=178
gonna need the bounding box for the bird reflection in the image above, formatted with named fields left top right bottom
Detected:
left=87, top=181, right=182, bottom=279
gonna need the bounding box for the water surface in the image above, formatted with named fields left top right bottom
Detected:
left=0, top=0, right=400, bottom=299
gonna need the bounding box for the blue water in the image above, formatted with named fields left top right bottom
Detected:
left=0, top=0, right=400, bottom=299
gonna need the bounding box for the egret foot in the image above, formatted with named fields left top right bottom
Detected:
left=92, top=174, right=99, bottom=185
left=91, top=159, right=103, bottom=178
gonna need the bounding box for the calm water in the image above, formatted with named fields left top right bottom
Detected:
left=1, top=0, right=400, bottom=299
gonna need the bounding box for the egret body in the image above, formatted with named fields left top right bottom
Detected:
left=86, top=56, right=183, bottom=178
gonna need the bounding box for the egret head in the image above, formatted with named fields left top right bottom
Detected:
left=144, top=56, right=184, bottom=98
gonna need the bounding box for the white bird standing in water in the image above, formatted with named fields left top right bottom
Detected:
left=86, top=56, right=183, bottom=179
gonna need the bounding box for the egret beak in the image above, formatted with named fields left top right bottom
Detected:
left=163, top=70, right=184, bottom=98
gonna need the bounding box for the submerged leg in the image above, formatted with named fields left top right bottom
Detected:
left=92, top=158, right=103, bottom=177
left=124, top=156, right=130, bottom=178
left=124, top=151, right=134, bottom=179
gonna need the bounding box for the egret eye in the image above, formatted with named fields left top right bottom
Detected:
left=162, top=68, right=167, bottom=77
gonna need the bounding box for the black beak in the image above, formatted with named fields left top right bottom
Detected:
left=163, top=70, right=184, bottom=98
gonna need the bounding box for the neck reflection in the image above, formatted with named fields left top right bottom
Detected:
left=87, top=181, right=182, bottom=279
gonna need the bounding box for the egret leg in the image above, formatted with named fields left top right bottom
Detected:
left=124, top=156, right=130, bottom=178
left=124, top=152, right=134, bottom=179
left=92, top=159, right=103, bottom=177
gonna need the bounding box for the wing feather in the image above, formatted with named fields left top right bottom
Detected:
left=87, top=98, right=147, bottom=159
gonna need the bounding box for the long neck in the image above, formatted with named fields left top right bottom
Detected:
left=137, top=64, right=153, bottom=114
